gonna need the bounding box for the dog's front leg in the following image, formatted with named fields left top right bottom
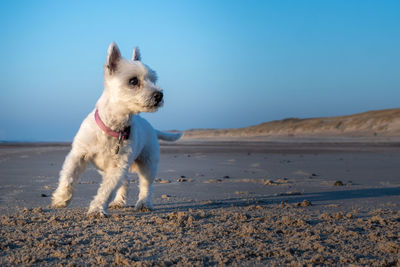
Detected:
left=109, top=178, right=128, bottom=209
left=52, top=150, right=88, bottom=208
left=88, top=165, right=127, bottom=217
left=133, top=159, right=158, bottom=211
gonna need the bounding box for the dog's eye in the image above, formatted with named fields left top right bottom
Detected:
left=129, top=77, right=139, bottom=86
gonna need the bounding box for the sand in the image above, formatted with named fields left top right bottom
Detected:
left=0, top=140, right=399, bottom=266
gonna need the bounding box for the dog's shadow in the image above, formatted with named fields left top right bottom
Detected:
left=122, top=186, right=400, bottom=215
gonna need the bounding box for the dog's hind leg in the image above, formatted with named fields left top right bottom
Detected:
left=52, top=150, right=88, bottom=208
left=108, top=178, right=128, bottom=209
left=88, top=165, right=127, bottom=216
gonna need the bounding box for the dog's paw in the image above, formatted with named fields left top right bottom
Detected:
left=134, top=200, right=153, bottom=212
left=51, top=197, right=69, bottom=208
left=87, top=209, right=108, bottom=218
left=87, top=205, right=109, bottom=218
left=108, top=201, right=126, bottom=209
left=51, top=188, right=73, bottom=208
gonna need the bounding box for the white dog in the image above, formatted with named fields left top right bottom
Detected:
left=52, top=42, right=181, bottom=217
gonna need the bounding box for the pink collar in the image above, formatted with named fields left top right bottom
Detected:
left=94, top=109, right=130, bottom=140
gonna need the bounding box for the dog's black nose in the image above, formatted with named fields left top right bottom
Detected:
left=154, top=92, right=163, bottom=105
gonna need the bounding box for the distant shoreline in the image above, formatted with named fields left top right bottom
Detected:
left=2, top=135, right=400, bottom=148
left=0, top=142, right=71, bottom=148
left=2, top=108, right=399, bottom=145
left=1, top=140, right=399, bottom=155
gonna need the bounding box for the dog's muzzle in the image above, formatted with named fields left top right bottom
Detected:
left=153, top=92, right=163, bottom=106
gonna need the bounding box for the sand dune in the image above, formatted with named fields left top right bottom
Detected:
left=183, top=108, right=400, bottom=139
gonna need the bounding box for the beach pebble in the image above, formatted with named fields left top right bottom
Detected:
left=235, top=191, right=249, bottom=195
left=21, top=208, right=30, bottom=213
left=278, top=191, right=302, bottom=196
left=275, top=178, right=289, bottom=184
left=32, top=207, right=43, bottom=213
left=369, top=215, right=387, bottom=225
left=319, top=212, right=331, bottom=220
left=296, top=200, right=312, bottom=207
left=334, top=212, right=343, bottom=219
left=334, top=180, right=344, bottom=186
left=264, top=180, right=275, bottom=185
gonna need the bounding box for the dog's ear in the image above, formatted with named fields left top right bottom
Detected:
left=106, top=42, right=121, bottom=74
left=132, top=46, right=141, bottom=61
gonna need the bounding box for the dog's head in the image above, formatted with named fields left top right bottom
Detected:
left=103, top=42, right=163, bottom=114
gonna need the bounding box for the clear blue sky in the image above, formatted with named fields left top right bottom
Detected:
left=0, top=0, right=399, bottom=141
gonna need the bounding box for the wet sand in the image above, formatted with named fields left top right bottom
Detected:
left=0, top=141, right=399, bottom=266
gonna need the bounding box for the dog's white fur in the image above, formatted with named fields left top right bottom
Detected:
left=52, top=42, right=181, bottom=217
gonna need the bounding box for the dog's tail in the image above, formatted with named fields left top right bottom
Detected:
left=156, top=130, right=182, bottom=142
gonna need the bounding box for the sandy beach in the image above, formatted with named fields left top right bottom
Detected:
left=0, top=140, right=399, bottom=266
